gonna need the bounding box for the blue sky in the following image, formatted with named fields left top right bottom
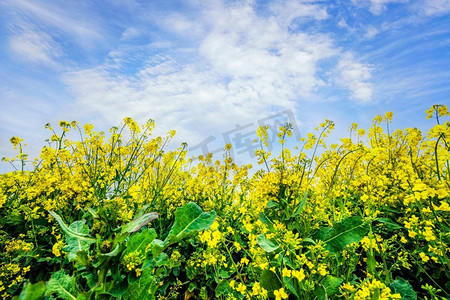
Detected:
left=1, top=0, right=449, bottom=171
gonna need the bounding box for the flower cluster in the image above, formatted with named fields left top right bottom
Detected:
left=1, top=105, right=449, bottom=299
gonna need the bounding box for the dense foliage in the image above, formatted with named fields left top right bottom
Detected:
left=0, top=105, right=449, bottom=299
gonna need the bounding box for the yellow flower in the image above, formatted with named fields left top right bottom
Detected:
left=240, top=257, right=250, bottom=265
left=340, top=282, right=356, bottom=292
left=234, top=241, right=242, bottom=252
left=419, top=252, right=430, bottom=263
left=236, top=283, right=247, bottom=294
left=229, top=280, right=236, bottom=289
left=251, top=282, right=268, bottom=297
left=282, top=268, right=292, bottom=278
left=292, top=269, right=305, bottom=282
left=52, top=240, right=65, bottom=257
left=274, top=287, right=288, bottom=300
left=317, top=264, right=327, bottom=276
left=385, top=111, right=393, bottom=121
left=9, top=136, right=23, bottom=147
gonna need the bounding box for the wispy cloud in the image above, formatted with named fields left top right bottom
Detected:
left=336, top=53, right=373, bottom=101
left=420, top=0, right=450, bottom=16
left=4, top=0, right=106, bottom=48
left=62, top=0, right=373, bottom=144
left=365, top=26, right=379, bottom=39
left=351, top=0, right=409, bottom=14
left=9, top=24, right=62, bottom=66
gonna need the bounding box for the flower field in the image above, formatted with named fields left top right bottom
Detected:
left=0, top=105, right=449, bottom=299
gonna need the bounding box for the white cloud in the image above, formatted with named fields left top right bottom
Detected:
left=365, top=26, right=379, bottom=39
left=5, top=0, right=104, bottom=46
left=336, top=53, right=373, bottom=101
left=269, top=0, right=329, bottom=27
left=161, top=13, right=206, bottom=38
left=60, top=1, right=373, bottom=145
left=120, top=27, right=141, bottom=41
left=421, top=0, right=450, bottom=16
left=352, top=0, right=409, bottom=15
left=9, top=27, right=62, bottom=66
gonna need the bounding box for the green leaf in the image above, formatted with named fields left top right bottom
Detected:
left=377, top=218, right=403, bottom=230
left=121, top=212, right=158, bottom=234
left=301, top=238, right=316, bottom=245
left=313, top=216, right=369, bottom=254
left=86, top=207, right=98, bottom=218
left=314, top=276, right=343, bottom=300
left=389, top=278, right=417, bottom=300
left=149, top=203, right=216, bottom=257
left=259, top=212, right=274, bottom=226
left=17, top=281, right=46, bottom=300
left=123, top=228, right=157, bottom=257
left=217, top=269, right=230, bottom=279
left=64, top=220, right=95, bottom=262
left=283, top=277, right=300, bottom=298
left=124, top=268, right=157, bottom=300
left=46, top=271, right=77, bottom=300
left=292, top=191, right=308, bottom=218
left=266, top=200, right=279, bottom=208
left=49, top=211, right=95, bottom=242
left=165, top=202, right=216, bottom=244
left=79, top=271, right=96, bottom=289
left=367, top=252, right=377, bottom=274
left=106, top=280, right=127, bottom=297
left=154, top=252, right=169, bottom=267
left=75, top=251, right=89, bottom=267
left=150, top=239, right=165, bottom=257
left=256, top=234, right=280, bottom=252
left=322, top=276, right=343, bottom=296
left=259, top=269, right=282, bottom=293
left=215, top=280, right=233, bottom=297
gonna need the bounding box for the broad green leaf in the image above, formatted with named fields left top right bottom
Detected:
left=123, top=228, right=157, bottom=257
left=154, top=252, right=169, bottom=267
left=150, top=239, right=165, bottom=257
left=46, top=271, right=77, bottom=300
left=124, top=268, right=157, bottom=300
left=121, top=212, right=158, bottom=234
left=389, top=278, right=417, bottom=300
left=105, top=280, right=127, bottom=297
left=75, top=251, right=89, bottom=267
left=314, top=276, right=343, bottom=300
left=64, top=220, right=95, bottom=262
left=17, top=281, right=46, bottom=300
left=256, top=234, right=280, bottom=252
left=164, top=202, right=216, bottom=244
left=259, top=269, right=282, bottom=294
left=49, top=211, right=95, bottom=242
left=259, top=212, right=274, bottom=226
left=321, top=276, right=343, bottom=296
left=313, top=217, right=369, bottom=254
left=283, top=277, right=300, bottom=298
left=79, top=271, right=96, bottom=289
left=151, top=203, right=215, bottom=257
left=217, top=269, right=230, bottom=279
